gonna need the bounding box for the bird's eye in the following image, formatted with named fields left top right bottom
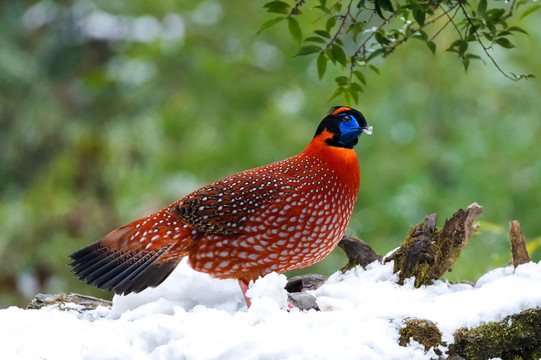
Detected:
left=343, top=115, right=352, bottom=122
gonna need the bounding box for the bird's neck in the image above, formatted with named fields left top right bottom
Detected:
left=302, top=130, right=361, bottom=192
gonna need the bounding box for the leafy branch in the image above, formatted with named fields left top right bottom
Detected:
left=259, top=0, right=538, bottom=104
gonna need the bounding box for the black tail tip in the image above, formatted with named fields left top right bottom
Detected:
left=69, top=243, right=180, bottom=295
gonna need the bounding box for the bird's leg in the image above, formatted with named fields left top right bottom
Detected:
left=238, top=278, right=297, bottom=310
left=238, top=279, right=252, bottom=308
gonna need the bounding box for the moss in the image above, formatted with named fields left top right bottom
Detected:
left=387, top=205, right=483, bottom=288
left=388, top=216, right=441, bottom=287
left=399, top=318, right=444, bottom=354
left=449, top=308, right=541, bottom=360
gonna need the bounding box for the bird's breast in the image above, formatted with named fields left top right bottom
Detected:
left=189, top=146, right=361, bottom=280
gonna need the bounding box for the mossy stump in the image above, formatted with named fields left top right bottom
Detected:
left=399, top=318, right=444, bottom=355
left=449, top=308, right=541, bottom=360
left=338, top=235, right=382, bottom=272
left=385, top=203, right=483, bottom=287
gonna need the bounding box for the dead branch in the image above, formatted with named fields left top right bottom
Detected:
left=385, top=203, right=483, bottom=287
left=338, top=235, right=382, bottom=271
left=509, top=220, right=530, bottom=268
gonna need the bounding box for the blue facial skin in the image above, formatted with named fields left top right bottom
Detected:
left=338, top=114, right=363, bottom=147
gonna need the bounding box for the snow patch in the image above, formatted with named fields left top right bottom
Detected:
left=1, top=259, right=541, bottom=359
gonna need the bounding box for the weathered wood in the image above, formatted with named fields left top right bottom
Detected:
left=285, top=274, right=327, bottom=293
left=449, top=308, right=541, bottom=360
left=337, top=235, right=382, bottom=271
left=385, top=203, right=483, bottom=287
left=28, top=292, right=112, bottom=312
left=509, top=220, right=530, bottom=268
left=285, top=274, right=326, bottom=311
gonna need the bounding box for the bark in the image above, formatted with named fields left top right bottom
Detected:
left=337, top=235, right=382, bottom=271
left=449, top=308, right=541, bottom=360
left=509, top=220, right=531, bottom=268
left=385, top=203, right=483, bottom=287
left=28, top=292, right=111, bottom=312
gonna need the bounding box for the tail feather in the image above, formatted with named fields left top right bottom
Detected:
left=74, top=248, right=117, bottom=280
left=97, top=247, right=169, bottom=290
left=69, top=207, right=193, bottom=295
left=70, top=242, right=181, bottom=295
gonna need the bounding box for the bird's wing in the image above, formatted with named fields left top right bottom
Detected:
left=168, top=170, right=296, bottom=235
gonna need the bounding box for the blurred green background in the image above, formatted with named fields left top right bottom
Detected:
left=1, top=0, right=540, bottom=308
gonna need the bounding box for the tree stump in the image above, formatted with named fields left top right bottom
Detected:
left=385, top=203, right=483, bottom=287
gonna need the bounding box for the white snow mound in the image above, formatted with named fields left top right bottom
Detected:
left=1, top=259, right=541, bottom=360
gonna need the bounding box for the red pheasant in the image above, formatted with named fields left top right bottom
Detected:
left=70, top=106, right=372, bottom=306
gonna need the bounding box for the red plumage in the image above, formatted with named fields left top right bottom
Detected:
left=70, top=107, right=372, bottom=305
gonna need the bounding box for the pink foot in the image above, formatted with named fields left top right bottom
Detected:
left=238, top=279, right=297, bottom=310
left=238, top=279, right=252, bottom=308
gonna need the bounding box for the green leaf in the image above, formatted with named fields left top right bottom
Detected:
left=349, top=85, right=359, bottom=103
left=288, top=17, right=302, bottom=44
left=335, top=76, right=349, bottom=86
left=343, top=88, right=352, bottom=105
left=477, top=0, right=487, bottom=15
left=353, top=70, right=366, bottom=85
left=448, top=39, right=468, bottom=57
left=465, top=53, right=482, bottom=61
left=483, top=31, right=494, bottom=41
left=295, top=45, right=322, bottom=57
left=314, top=5, right=329, bottom=13
left=369, top=65, right=380, bottom=74
left=374, top=0, right=394, bottom=19
left=496, top=30, right=512, bottom=38
left=264, top=0, right=290, bottom=8
left=515, top=73, right=535, bottom=80
left=314, top=30, right=331, bottom=38
left=520, top=5, right=540, bottom=19
left=326, top=16, right=336, bottom=32
left=426, top=41, right=436, bottom=55
left=413, top=6, right=426, bottom=26
left=317, top=53, right=327, bottom=79
left=329, top=86, right=344, bottom=101
left=305, top=36, right=327, bottom=44
left=367, top=48, right=384, bottom=61
left=347, top=22, right=367, bottom=43
left=374, top=0, right=385, bottom=19
left=357, top=0, right=367, bottom=8
left=507, top=26, right=528, bottom=35
left=332, top=44, right=347, bottom=66
left=326, top=48, right=336, bottom=64
left=461, top=56, right=470, bottom=72
left=263, top=1, right=291, bottom=14
left=485, top=8, right=505, bottom=21
left=257, top=17, right=285, bottom=34
left=495, top=37, right=515, bottom=49
left=379, top=0, right=394, bottom=12
left=416, top=29, right=428, bottom=41
left=349, top=82, right=363, bottom=103
left=375, top=31, right=391, bottom=45
left=351, top=82, right=363, bottom=92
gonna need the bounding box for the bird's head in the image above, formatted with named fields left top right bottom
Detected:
left=314, top=106, right=373, bottom=149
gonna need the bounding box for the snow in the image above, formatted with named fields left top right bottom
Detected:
left=1, top=259, right=541, bottom=360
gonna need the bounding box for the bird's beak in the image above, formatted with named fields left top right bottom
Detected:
left=362, top=125, right=373, bottom=135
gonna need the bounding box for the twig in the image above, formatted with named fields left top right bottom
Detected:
left=458, top=2, right=518, bottom=80
left=287, top=0, right=306, bottom=18
left=430, top=5, right=461, bottom=42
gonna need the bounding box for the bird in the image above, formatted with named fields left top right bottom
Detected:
left=69, top=106, right=373, bottom=307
